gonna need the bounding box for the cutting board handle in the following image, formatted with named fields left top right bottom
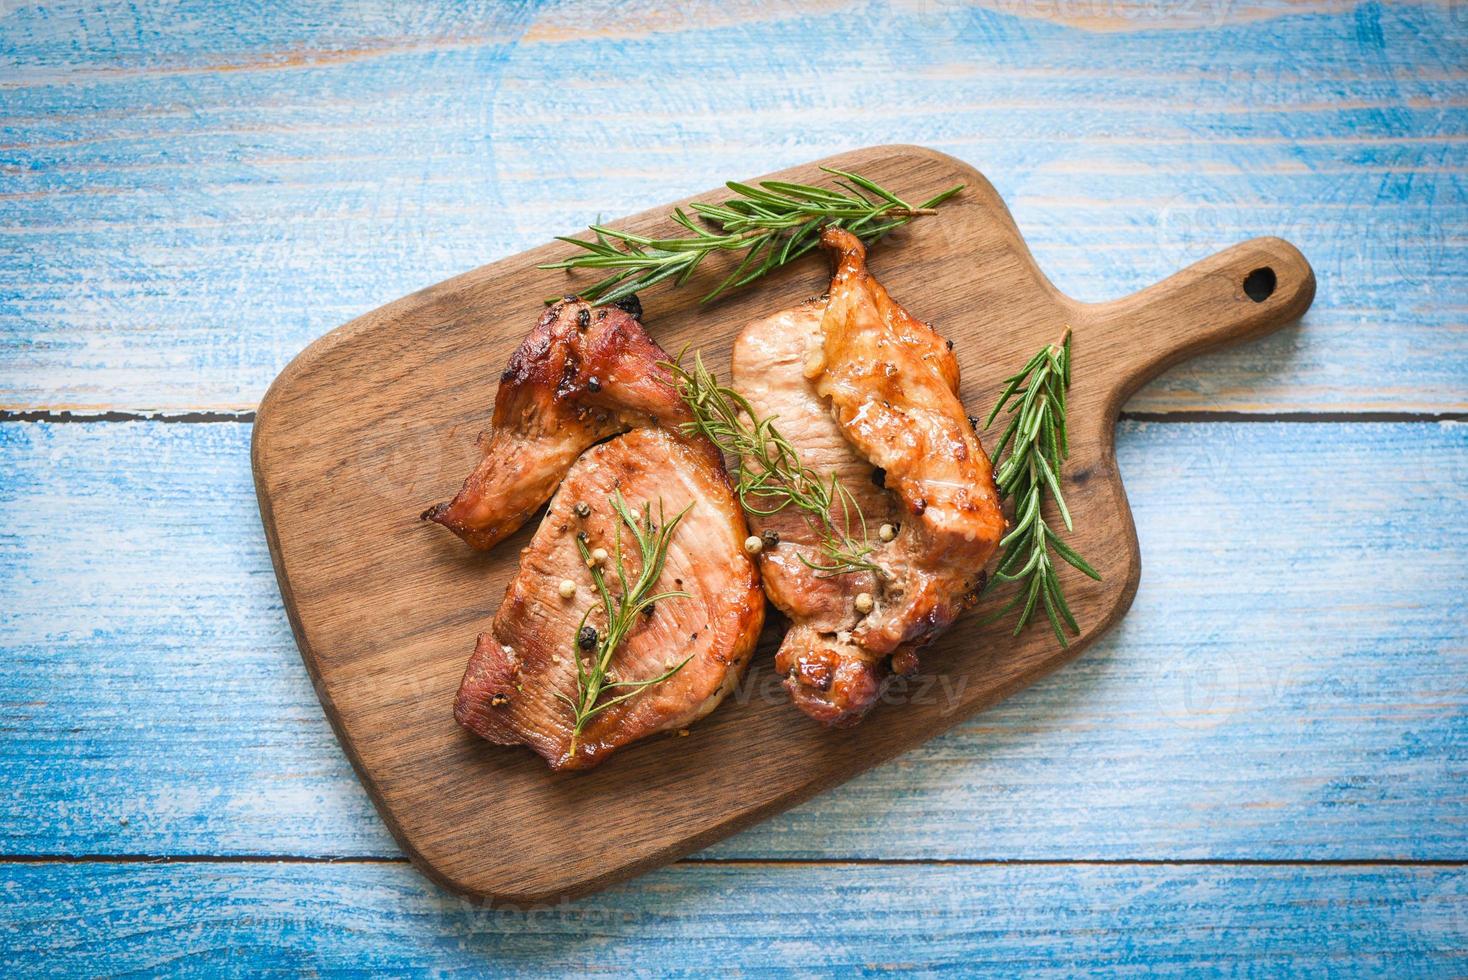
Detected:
left=1086, top=236, right=1316, bottom=408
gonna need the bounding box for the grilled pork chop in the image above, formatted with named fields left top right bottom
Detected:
left=423, top=296, right=691, bottom=550
left=732, top=228, right=1005, bottom=725
left=454, top=426, right=763, bottom=770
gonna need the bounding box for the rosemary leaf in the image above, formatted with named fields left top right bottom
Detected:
left=664, top=350, right=879, bottom=577
left=565, top=491, right=693, bottom=756
left=979, top=329, right=1101, bottom=647
left=543, top=168, right=963, bottom=306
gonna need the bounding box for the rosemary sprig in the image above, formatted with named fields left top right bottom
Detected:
left=541, top=168, right=964, bottom=306
left=981, top=329, right=1101, bottom=647
left=557, top=491, right=693, bottom=755
left=664, top=350, right=879, bottom=577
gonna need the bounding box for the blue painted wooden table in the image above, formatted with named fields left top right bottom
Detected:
left=2, top=1, right=1464, bottom=974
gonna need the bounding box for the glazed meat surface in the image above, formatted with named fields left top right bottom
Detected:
left=454, top=427, right=764, bottom=770
left=731, top=228, right=1005, bottom=725
left=813, top=228, right=1006, bottom=649
left=423, top=296, right=692, bottom=550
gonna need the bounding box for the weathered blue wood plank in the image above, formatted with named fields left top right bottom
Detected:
left=2, top=861, right=1464, bottom=975
left=0, top=421, right=392, bottom=855
left=2, top=419, right=1463, bottom=860
left=1, top=1, right=1463, bottom=411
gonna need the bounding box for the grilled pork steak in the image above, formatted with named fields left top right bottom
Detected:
left=454, top=427, right=764, bottom=770
left=732, top=228, right=1005, bottom=725
left=423, top=296, right=692, bottom=551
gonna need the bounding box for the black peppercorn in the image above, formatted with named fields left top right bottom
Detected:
left=573, top=501, right=591, bottom=518
left=612, top=294, right=642, bottom=319
left=761, top=529, right=780, bottom=549
left=577, top=626, right=598, bottom=651
left=586, top=376, right=602, bottom=393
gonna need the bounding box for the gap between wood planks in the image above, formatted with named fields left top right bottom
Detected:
left=1, top=410, right=1464, bottom=424
left=1, top=855, right=1464, bottom=867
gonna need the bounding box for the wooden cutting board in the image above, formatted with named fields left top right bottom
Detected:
left=252, top=145, right=1314, bottom=905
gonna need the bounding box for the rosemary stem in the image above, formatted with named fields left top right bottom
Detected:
left=558, top=492, right=693, bottom=757
left=664, top=350, right=880, bottom=578
left=544, top=169, right=963, bottom=306
left=979, top=330, right=1098, bottom=647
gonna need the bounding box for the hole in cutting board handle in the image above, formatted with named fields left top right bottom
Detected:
left=1243, top=266, right=1277, bottom=302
